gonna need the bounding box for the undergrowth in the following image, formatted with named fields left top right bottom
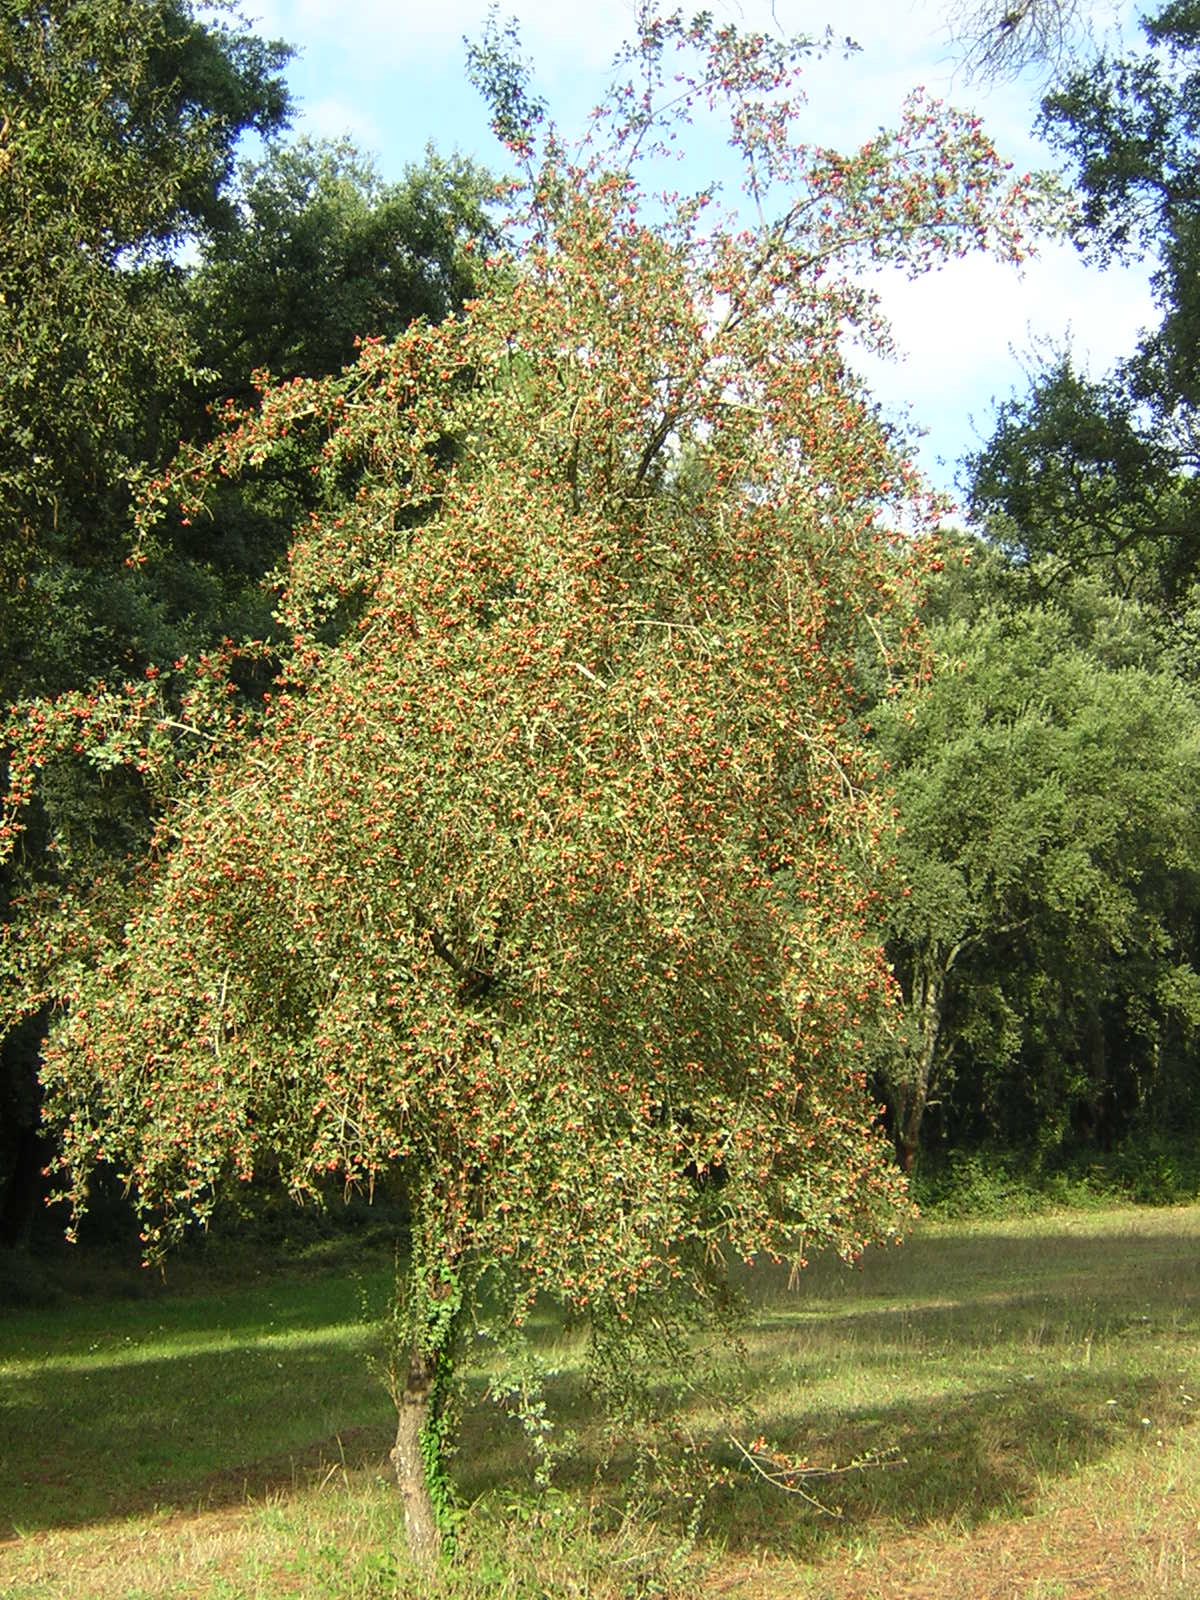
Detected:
left=911, top=1138, right=1200, bottom=1217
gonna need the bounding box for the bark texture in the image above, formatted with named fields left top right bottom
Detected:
left=389, top=1348, right=441, bottom=1569
left=892, top=955, right=948, bottom=1173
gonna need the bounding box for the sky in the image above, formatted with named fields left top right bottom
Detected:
left=243, top=0, right=1156, bottom=506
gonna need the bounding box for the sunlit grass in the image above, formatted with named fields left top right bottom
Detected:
left=1, top=1204, right=1197, bottom=1598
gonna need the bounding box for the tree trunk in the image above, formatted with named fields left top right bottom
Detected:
left=894, top=1119, right=920, bottom=1174
left=892, top=955, right=947, bottom=1173
left=0, top=1006, right=53, bottom=1249
left=385, top=1225, right=467, bottom=1571
left=389, top=1347, right=441, bottom=1569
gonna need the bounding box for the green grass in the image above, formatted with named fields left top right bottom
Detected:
left=1, top=1204, right=1198, bottom=1598
left=0, top=1250, right=397, bottom=1535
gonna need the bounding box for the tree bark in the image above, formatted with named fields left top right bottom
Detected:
left=0, top=1006, right=53, bottom=1248
left=895, top=1121, right=920, bottom=1175
left=892, top=955, right=947, bottom=1173
left=389, top=1347, right=441, bottom=1569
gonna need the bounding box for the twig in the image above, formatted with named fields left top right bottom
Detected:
left=728, top=1435, right=905, bottom=1518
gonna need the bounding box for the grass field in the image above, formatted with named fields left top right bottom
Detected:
left=1, top=1204, right=1197, bottom=1598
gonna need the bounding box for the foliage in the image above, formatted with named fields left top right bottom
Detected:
left=965, top=1, right=1200, bottom=604
left=0, top=0, right=292, bottom=1248
left=872, top=543, right=1200, bottom=1168
left=0, top=0, right=291, bottom=589
left=964, top=347, right=1200, bottom=603
left=0, top=3, right=500, bottom=1247
left=1040, top=1, right=1200, bottom=279
left=2, top=5, right=1058, bottom=1550
left=911, top=1138, right=1200, bottom=1215
left=952, top=3, right=1200, bottom=1175
left=0, top=6, right=491, bottom=701
left=187, top=138, right=501, bottom=404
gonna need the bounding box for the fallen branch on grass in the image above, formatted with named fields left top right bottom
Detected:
left=728, top=1436, right=906, bottom=1518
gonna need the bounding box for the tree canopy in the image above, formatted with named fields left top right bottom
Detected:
left=0, top=0, right=291, bottom=587
left=188, top=138, right=500, bottom=403
left=964, top=349, right=1200, bottom=601
left=873, top=545, right=1200, bottom=1169
left=0, top=10, right=1057, bottom=1560
left=964, top=1, right=1200, bottom=605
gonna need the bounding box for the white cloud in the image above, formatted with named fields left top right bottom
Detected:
left=850, top=242, right=1156, bottom=491
left=873, top=242, right=1155, bottom=379
left=298, top=95, right=382, bottom=146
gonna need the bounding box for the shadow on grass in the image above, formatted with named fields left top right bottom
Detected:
left=0, top=1250, right=396, bottom=1357
left=7, top=1329, right=1190, bottom=1555
left=2, top=1212, right=1197, bottom=1552
left=702, top=1368, right=1196, bottom=1562
left=0, top=1334, right=395, bottom=1539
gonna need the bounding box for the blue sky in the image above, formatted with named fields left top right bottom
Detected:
left=246, top=0, right=1155, bottom=504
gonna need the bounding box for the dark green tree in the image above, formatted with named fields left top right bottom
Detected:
left=873, top=544, right=1200, bottom=1170
left=0, top=9, right=499, bottom=1247
left=964, top=350, right=1200, bottom=603
left=965, top=2, right=1200, bottom=604
left=0, top=0, right=291, bottom=598
left=0, top=0, right=291, bottom=1245
left=188, top=138, right=500, bottom=402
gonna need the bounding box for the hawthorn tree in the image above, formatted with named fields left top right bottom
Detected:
left=2, top=13, right=1056, bottom=1564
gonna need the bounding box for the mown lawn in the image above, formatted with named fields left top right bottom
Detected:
left=1, top=1204, right=1197, bottom=1598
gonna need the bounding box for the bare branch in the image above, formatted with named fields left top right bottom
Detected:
left=942, top=0, right=1092, bottom=84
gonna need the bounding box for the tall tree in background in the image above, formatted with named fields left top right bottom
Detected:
left=188, top=138, right=500, bottom=402
left=2, top=12, right=1058, bottom=1560
left=0, top=0, right=291, bottom=1245
left=0, top=0, right=291, bottom=609
left=873, top=545, right=1200, bottom=1170
left=965, top=1, right=1200, bottom=607
left=964, top=351, right=1200, bottom=603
